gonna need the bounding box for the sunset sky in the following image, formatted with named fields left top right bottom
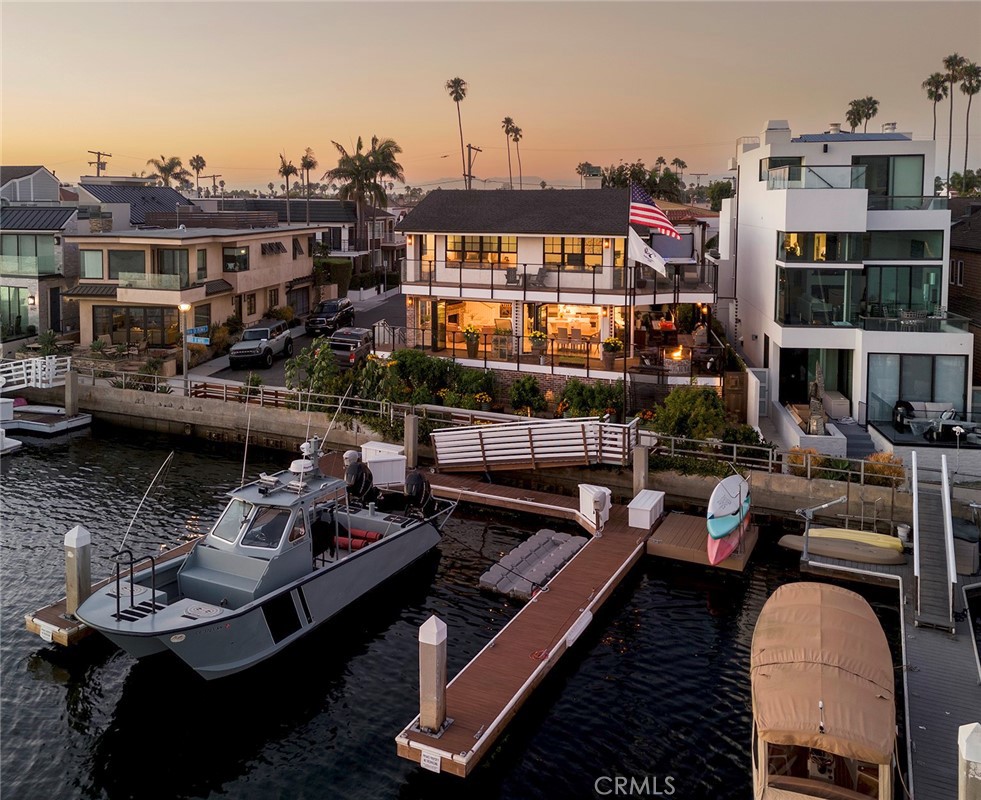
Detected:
left=2, top=1, right=979, bottom=191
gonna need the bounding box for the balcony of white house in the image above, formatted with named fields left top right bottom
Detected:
left=767, top=164, right=948, bottom=211
left=401, top=258, right=716, bottom=306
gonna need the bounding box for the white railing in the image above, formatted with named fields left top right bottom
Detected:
left=912, top=451, right=921, bottom=616
left=0, top=356, right=73, bottom=393
left=430, top=416, right=638, bottom=472
left=940, top=454, right=957, bottom=626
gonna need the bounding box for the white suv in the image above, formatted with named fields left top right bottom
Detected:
left=228, top=319, right=293, bottom=369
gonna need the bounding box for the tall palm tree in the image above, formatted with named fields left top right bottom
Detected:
left=960, top=62, right=981, bottom=180
left=654, top=156, right=667, bottom=176
left=575, top=161, right=593, bottom=188
left=278, top=154, right=298, bottom=224
left=671, top=158, right=687, bottom=184
left=860, top=96, right=879, bottom=132
left=189, top=154, right=206, bottom=197
left=145, top=155, right=189, bottom=187
left=445, top=77, right=468, bottom=188
left=510, top=125, right=523, bottom=189
left=300, top=147, right=318, bottom=225
left=502, top=117, right=515, bottom=189
left=922, top=72, right=949, bottom=140
left=267, top=182, right=275, bottom=197
left=845, top=100, right=863, bottom=133
left=943, top=53, right=969, bottom=191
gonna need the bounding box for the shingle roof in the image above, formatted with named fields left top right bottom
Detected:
left=63, top=283, right=118, bottom=298
left=396, top=189, right=633, bottom=235
left=951, top=205, right=981, bottom=253
left=0, top=206, right=76, bottom=231
left=1, top=166, right=47, bottom=184
left=78, top=184, right=194, bottom=225
left=205, top=279, right=234, bottom=296
left=219, top=199, right=359, bottom=225
left=792, top=132, right=911, bottom=143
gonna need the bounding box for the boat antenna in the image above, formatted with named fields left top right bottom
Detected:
left=321, top=383, right=354, bottom=442
left=240, top=410, right=253, bottom=488
left=118, top=451, right=175, bottom=553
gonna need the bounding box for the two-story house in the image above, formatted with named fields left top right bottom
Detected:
left=396, top=190, right=718, bottom=392
left=63, top=217, right=330, bottom=348
left=715, top=119, right=974, bottom=429
left=1, top=165, right=60, bottom=204
left=949, top=201, right=981, bottom=384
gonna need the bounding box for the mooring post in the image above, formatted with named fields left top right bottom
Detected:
left=64, top=525, right=92, bottom=617
left=632, top=444, right=649, bottom=495
left=65, top=370, right=79, bottom=418
left=418, top=615, right=447, bottom=733
left=404, top=413, right=419, bottom=469
left=959, top=722, right=981, bottom=800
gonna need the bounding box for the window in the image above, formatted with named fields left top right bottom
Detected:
left=196, top=250, right=208, bottom=281
left=759, top=156, right=802, bottom=181
left=80, top=250, right=104, bottom=279
left=194, top=304, right=211, bottom=329
left=260, top=241, right=287, bottom=255
left=543, top=237, right=604, bottom=271
left=293, top=237, right=304, bottom=259
left=950, top=259, right=964, bottom=286
left=853, top=154, right=924, bottom=199
left=777, top=232, right=864, bottom=263
left=268, top=288, right=279, bottom=309
left=0, top=286, right=30, bottom=336
left=246, top=293, right=256, bottom=315
left=157, top=249, right=189, bottom=288
left=866, top=230, right=943, bottom=260
left=223, top=247, right=249, bottom=272
left=445, top=236, right=517, bottom=266
left=867, top=353, right=967, bottom=421
left=0, top=234, right=57, bottom=275
left=287, top=287, right=309, bottom=317
left=211, top=498, right=255, bottom=543
left=108, top=250, right=146, bottom=280
left=92, top=305, right=181, bottom=346
left=864, top=265, right=941, bottom=312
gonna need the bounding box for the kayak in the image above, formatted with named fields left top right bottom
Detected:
left=708, top=514, right=750, bottom=566
left=778, top=534, right=907, bottom=565
left=808, top=526, right=905, bottom=553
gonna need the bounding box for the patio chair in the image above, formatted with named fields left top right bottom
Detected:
left=505, top=267, right=522, bottom=287
left=529, top=267, right=548, bottom=288
left=682, top=264, right=700, bottom=286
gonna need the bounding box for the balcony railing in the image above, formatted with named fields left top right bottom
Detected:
left=867, top=195, right=948, bottom=211
left=767, top=165, right=867, bottom=190
left=116, top=272, right=189, bottom=290
left=0, top=255, right=59, bottom=277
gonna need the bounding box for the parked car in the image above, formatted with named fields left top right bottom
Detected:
left=305, top=298, right=355, bottom=337
left=228, top=319, right=293, bottom=369
left=327, top=327, right=373, bottom=370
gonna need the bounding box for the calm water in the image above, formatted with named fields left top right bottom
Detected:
left=1, top=426, right=908, bottom=800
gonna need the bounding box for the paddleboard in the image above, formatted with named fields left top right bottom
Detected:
left=777, top=534, right=907, bottom=565
left=707, top=475, right=750, bottom=540
left=808, top=526, right=905, bottom=553
left=708, top=514, right=750, bottom=566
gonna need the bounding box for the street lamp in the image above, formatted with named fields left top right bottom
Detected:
left=178, top=302, right=191, bottom=396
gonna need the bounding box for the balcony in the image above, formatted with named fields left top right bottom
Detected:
left=767, top=165, right=947, bottom=211
left=0, top=255, right=59, bottom=277
left=116, top=271, right=189, bottom=291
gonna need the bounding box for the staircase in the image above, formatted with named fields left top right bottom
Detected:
left=834, top=421, right=875, bottom=459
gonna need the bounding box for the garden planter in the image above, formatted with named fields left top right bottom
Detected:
left=465, top=339, right=479, bottom=359
left=602, top=352, right=616, bottom=370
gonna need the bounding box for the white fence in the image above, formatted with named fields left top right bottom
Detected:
left=0, top=356, right=73, bottom=393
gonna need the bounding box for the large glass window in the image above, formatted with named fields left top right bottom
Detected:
left=853, top=154, right=924, bottom=198
left=868, top=353, right=967, bottom=420
left=445, top=236, right=517, bottom=266
left=866, top=230, right=943, bottom=260
left=81, top=250, right=104, bottom=279
left=543, top=237, right=604, bottom=271
left=760, top=156, right=803, bottom=181
left=108, top=250, right=146, bottom=281
left=157, top=249, right=189, bottom=288
left=194, top=304, right=211, bottom=329
left=778, top=232, right=864, bottom=263
left=92, top=304, right=181, bottom=346
left=196, top=249, right=208, bottom=281
left=0, top=234, right=57, bottom=275
left=0, top=286, right=29, bottom=338
left=223, top=247, right=249, bottom=272
left=864, top=265, right=942, bottom=313
left=775, top=268, right=850, bottom=326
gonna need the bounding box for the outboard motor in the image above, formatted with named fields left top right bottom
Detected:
left=343, top=450, right=377, bottom=503
left=405, top=468, right=433, bottom=516
left=892, top=400, right=914, bottom=432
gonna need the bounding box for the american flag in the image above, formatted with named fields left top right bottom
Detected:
left=629, top=184, right=681, bottom=239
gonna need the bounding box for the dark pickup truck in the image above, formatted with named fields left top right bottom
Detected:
left=327, top=327, right=373, bottom=369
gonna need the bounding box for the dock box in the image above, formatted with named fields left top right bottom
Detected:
left=361, top=442, right=407, bottom=488
left=628, top=490, right=665, bottom=529
left=579, top=484, right=611, bottom=528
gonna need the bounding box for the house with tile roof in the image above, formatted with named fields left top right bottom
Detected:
left=1, top=166, right=60, bottom=203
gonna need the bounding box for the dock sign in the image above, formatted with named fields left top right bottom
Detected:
left=186, top=325, right=209, bottom=335
left=419, top=750, right=442, bottom=773
left=187, top=335, right=211, bottom=345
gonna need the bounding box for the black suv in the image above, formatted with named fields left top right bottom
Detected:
left=305, top=298, right=355, bottom=337
left=228, top=319, right=293, bottom=369
left=327, top=327, right=373, bottom=370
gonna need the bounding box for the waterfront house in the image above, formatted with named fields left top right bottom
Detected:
left=714, top=120, right=974, bottom=435
left=1, top=165, right=60, bottom=204
left=949, top=201, right=981, bottom=383
left=77, top=176, right=195, bottom=230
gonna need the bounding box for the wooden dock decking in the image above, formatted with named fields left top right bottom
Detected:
left=646, top=511, right=758, bottom=572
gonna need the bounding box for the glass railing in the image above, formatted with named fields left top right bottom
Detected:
left=0, top=255, right=59, bottom=276
left=767, top=165, right=867, bottom=190
left=116, top=272, right=188, bottom=290
left=867, top=196, right=948, bottom=211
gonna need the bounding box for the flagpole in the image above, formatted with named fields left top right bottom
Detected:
left=622, top=182, right=631, bottom=418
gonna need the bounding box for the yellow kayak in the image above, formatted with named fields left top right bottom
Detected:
left=808, top=526, right=905, bottom=552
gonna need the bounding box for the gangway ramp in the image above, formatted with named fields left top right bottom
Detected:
left=431, top=416, right=638, bottom=473
left=0, top=356, right=73, bottom=393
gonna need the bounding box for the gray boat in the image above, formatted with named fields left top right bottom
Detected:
left=75, top=438, right=453, bottom=679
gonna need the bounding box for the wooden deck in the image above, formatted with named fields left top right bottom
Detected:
left=646, top=511, right=758, bottom=572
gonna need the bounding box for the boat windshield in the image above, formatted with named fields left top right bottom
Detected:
left=240, top=507, right=292, bottom=549
left=211, top=498, right=255, bottom=542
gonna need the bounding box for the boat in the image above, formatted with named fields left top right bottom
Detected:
left=777, top=534, right=907, bottom=565
left=706, top=474, right=751, bottom=566
left=0, top=429, right=23, bottom=455
left=751, top=582, right=896, bottom=800
left=807, top=526, right=905, bottom=553
left=75, top=438, right=455, bottom=679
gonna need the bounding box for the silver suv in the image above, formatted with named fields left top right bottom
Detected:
left=229, top=319, right=293, bottom=369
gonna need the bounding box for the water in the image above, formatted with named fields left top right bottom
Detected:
left=1, top=426, right=907, bottom=799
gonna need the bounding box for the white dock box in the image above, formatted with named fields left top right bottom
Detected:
left=628, top=490, right=665, bottom=529
left=579, top=484, right=611, bottom=527
left=361, top=442, right=406, bottom=488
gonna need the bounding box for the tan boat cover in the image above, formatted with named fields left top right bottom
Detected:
left=751, top=582, right=895, bottom=765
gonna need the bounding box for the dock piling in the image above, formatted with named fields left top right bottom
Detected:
left=404, top=413, right=419, bottom=469
left=959, top=722, right=981, bottom=800
left=65, top=370, right=79, bottom=418
left=64, top=525, right=92, bottom=616
left=418, top=615, right=447, bottom=734
left=632, top=445, right=649, bottom=495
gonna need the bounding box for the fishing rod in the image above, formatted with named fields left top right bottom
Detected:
left=239, top=410, right=253, bottom=488
left=117, top=451, right=175, bottom=553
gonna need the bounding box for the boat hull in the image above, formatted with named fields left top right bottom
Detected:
left=777, top=534, right=907, bottom=565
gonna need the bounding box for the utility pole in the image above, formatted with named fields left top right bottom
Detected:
left=199, top=174, right=222, bottom=197
left=87, top=150, right=112, bottom=177
left=465, top=144, right=481, bottom=190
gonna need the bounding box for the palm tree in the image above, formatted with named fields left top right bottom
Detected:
left=300, top=147, right=318, bottom=225
left=267, top=182, right=275, bottom=197
left=575, top=162, right=592, bottom=188
left=922, top=72, right=949, bottom=140
left=218, top=179, right=225, bottom=210
left=502, top=117, right=515, bottom=189
left=145, top=155, right=189, bottom=188
left=943, top=53, right=969, bottom=191
left=860, top=96, right=879, bottom=132
left=654, top=156, right=667, bottom=176
left=510, top=125, right=523, bottom=189
left=189, top=154, right=206, bottom=197
left=960, top=62, right=981, bottom=181
left=671, top=158, right=687, bottom=184
left=845, top=100, right=863, bottom=133
left=445, top=77, right=468, bottom=188
left=278, top=154, right=298, bottom=224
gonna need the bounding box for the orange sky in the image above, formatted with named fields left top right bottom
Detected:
left=2, top=1, right=980, bottom=191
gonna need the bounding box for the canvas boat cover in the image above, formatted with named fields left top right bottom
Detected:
left=751, top=582, right=895, bottom=765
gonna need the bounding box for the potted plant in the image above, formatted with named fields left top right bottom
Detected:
left=462, top=323, right=481, bottom=358
left=474, top=391, right=492, bottom=411
left=601, top=336, right=622, bottom=370
left=528, top=329, right=548, bottom=354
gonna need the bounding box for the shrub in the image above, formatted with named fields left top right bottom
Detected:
left=786, top=446, right=823, bottom=477
left=559, top=378, right=624, bottom=419
left=239, top=371, right=264, bottom=400
left=818, top=457, right=854, bottom=483
left=267, top=306, right=295, bottom=322
left=209, top=324, right=231, bottom=354
left=650, top=385, right=726, bottom=440
left=863, top=451, right=905, bottom=487
left=509, top=375, right=546, bottom=413
left=224, top=314, right=244, bottom=335
left=187, top=343, right=208, bottom=368
left=89, top=338, right=107, bottom=355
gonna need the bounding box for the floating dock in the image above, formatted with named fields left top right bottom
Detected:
left=646, top=511, right=757, bottom=571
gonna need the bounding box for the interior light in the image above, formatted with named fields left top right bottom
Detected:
left=27, top=294, right=36, bottom=306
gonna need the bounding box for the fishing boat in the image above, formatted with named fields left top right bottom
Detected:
left=706, top=474, right=750, bottom=566
left=75, top=438, right=455, bottom=679
left=751, top=582, right=896, bottom=800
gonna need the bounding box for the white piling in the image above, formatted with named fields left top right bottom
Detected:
left=633, top=444, right=649, bottom=495
left=64, top=525, right=92, bottom=616
left=404, top=413, right=419, bottom=469
left=418, top=614, right=447, bottom=733
left=959, top=722, right=981, bottom=800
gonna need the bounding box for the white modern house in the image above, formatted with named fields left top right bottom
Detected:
left=714, top=120, right=974, bottom=435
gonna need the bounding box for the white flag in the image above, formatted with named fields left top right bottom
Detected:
left=628, top=227, right=667, bottom=276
